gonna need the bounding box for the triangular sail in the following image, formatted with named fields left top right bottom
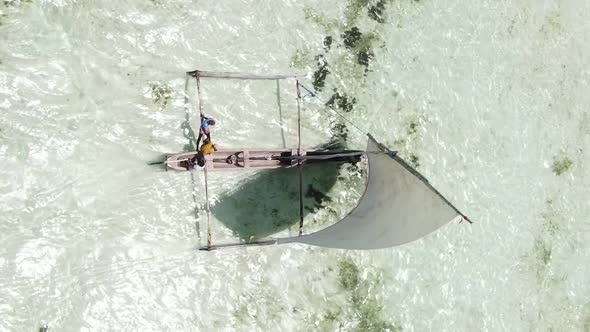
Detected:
left=278, top=135, right=464, bottom=249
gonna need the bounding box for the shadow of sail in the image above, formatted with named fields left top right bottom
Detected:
left=211, top=140, right=350, bottom=240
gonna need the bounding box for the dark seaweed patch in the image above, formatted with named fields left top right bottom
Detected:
left=409, top=154, right=420, bottom=168
left=150, top=82, right=172, bottom=110
left=368, top=0, right=386, bottom=23
left=323, top=310, right=339, bottom=322
left=312, top=55, right=330, bottom=91
left=336, top=256, right=403, bottom=332
left=323, top=36, right=333, bottom=50
left=358, top=50, right=374, bottom=70
left=342, top=27, right=362, bottom=50
left=330, top=122, right=349, bottom=148
left=551, top=155, right=572, bottom=175
left=352, top=294, right=402, bottom=332
left=338, top=257, right=360, bottom=291
left=342, top=27, right=377, bottom=71
left=326, top=90, right=356, bottom=113
left=407, top=121, right=418, bottom=135
left=534, top=238, right=552, bottom=266
left=290, top=49, right=311, bottom=69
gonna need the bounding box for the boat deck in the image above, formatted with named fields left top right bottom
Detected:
left=165, top=148, right=363, bottom=171
left=166, top=148, right=302, bottom=171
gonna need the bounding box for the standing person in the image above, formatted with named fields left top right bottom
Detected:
left=197, top=114, right=216, bottom=150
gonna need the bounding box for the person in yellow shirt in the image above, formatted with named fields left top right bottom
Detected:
left=200, top=138, right=217, bottom=155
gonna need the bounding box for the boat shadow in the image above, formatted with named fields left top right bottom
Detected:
left=211, top=162, right=343, bottom=240
left=174, top=74, right=352, bottom=241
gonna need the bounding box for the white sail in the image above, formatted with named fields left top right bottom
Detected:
left=278, top=135, right=464, bottom=249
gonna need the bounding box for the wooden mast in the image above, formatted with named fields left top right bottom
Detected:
left=296, top=80, right=304, bottom=236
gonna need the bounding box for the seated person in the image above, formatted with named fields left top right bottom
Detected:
left=184, top=139, right=216, bottom=171
left=200, top=138, right=217, bottom=155
left=185, top=152, right=206, bottom=171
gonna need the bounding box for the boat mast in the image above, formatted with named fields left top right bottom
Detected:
left=296, top=80, right=304, bottom=236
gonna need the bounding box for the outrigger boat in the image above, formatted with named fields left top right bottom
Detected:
left=167, top=70, right=471, bottom=250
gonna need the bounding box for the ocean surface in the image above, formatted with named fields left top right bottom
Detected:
left=1, top=0, right=589, bottom=331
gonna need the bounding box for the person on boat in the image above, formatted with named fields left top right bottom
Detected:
left=184, top=139, right=216, bottom=171
left=186, top=151, right=206, bottom=171
left=200, top=138, right=217, bottom=155
left=196, top=114, right=216, bottom=149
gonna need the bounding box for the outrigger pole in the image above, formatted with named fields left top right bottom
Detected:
left=187, top=70, right=305, bottom=81
left=194, top=71, right=212, bottom=250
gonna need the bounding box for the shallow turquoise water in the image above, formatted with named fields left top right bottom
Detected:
left=1, top=0, right=589, bottom=331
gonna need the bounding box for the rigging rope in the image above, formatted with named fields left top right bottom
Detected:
left=297, top=83, right=369, bottom=136
left=297, top=83, right=475, bottom=225
left=298, top=83, right=399, bottom=159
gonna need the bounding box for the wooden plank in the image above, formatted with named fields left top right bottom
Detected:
left=296, top=80, right=304, bottom=236
left=204, top=167, right=212, bottom=250
left=188, top=70, right=305, bottom=80
left=243, top=151, right=250, bottom=168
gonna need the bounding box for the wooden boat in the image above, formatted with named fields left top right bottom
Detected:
left=165, top=149, right=364, bottom=171
left=167, top=148, right=299, bottom=171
